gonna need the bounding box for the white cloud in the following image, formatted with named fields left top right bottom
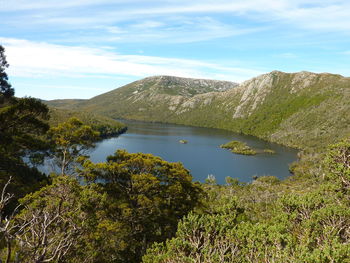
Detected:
left=0, top=0, right=134, bottom=11
left=103, top=26, right=125, bottom=34
left=1, top=37, right=262, bottom=82
left=277, top=3, right=350, bottom=31
left=4, top=0, right=350, bottom=48
left=4, top=0, right=350, bottom=31
left=130, top=21, right=164, bottom=29
left=64, top=17, right=259, bottom=44
left=278, top=53, right=298, bottom=59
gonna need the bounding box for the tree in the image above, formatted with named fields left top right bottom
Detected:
left=0, top=45, right=14, bottom=102
left=14, top=176, right=86, bottom=263
left=80, top=150, right=203, bottom=262
left=0, top=45, right=49, bottom=209
left=1, top=174, right=114, bottom=263
left=0, top=177, right=19, bottom=263
left=0, top=45, right=49, bottom=157
left=205, top=174, right=217, bottom=185
left=48, top=117, right=99, bottom=175
left=4, top=151, right=202, bottom=263
left=143, top=198, right=246, bottom=263
left=324, top=139, right=350, bottom=193
left=0, top=97, right=50, bottom=155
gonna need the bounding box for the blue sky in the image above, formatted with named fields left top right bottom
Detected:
left=1, top=0, right=350, bottom=100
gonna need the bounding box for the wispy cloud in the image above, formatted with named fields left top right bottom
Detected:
left=62, top=18, right=260, bottom=44
left=3, top=0, right=350, bottom=32
left=278, top=53, right=298, bottom=59
left=130, top=21, right=164, bottom=29
left=277, top=3, right=350, bottom=31
left=2, top=0, right=349, bottom=54
left=0, top=0, right=133, bottom=11
left=1, top=37, right=262, bottom=82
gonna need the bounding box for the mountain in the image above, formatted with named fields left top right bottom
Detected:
left=46, top=72, right=350, bottom=149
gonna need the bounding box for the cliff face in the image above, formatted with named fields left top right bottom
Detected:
left=46, top=71, right=350, bottom=149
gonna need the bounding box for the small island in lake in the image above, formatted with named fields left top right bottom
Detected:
left=220, top=140, right=257, bottom=155
left=179, top=139, right=188, bottom=144
left=263, top=149, right=276, bottom=154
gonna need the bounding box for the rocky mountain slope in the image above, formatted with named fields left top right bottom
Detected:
left=46, top=72, right=350, bottom=149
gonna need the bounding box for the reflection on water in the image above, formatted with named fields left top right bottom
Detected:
left=89, top=120, right=298, bottom=184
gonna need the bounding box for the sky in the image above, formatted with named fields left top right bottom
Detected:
left=1, top=0, right=350, bottom=100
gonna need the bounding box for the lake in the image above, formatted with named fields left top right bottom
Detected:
left=89, top=120, right=298, bottom=184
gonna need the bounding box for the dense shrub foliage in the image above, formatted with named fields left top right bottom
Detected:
left=143, top=139, right=350, bottom=263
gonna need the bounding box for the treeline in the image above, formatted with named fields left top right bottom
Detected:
left=48, top=107, right=127, bottom=139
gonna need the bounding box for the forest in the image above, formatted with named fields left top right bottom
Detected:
left=1, top=44, right=349, bottom=263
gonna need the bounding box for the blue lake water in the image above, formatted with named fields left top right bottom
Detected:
left=89, top=120, right=298, bottom=184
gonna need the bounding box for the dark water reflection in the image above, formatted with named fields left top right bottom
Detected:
left=89, top=120, right=298, bottom=184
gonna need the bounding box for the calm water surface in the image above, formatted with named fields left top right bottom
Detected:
left=89, top=120, right=298, bottom=184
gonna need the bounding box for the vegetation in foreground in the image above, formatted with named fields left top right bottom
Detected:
left=1, top=45, right=350, bottom=263
left=144, top=140, right=350, bottom=262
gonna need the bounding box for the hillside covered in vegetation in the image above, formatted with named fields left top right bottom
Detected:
left=47, top=71, right=350, bottom=150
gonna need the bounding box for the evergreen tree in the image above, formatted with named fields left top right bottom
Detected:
left=0, top=45, right=14, bottom=102
left=79, top=150, right=203, bottom=262
left=0, top=45, right=49, bottom=210
left=48, top=117, right=99, bottom=175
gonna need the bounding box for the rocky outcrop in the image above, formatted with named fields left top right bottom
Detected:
left=232, top=72, right=276, bottom=118
left=135, top=75, right=238, bottom=97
